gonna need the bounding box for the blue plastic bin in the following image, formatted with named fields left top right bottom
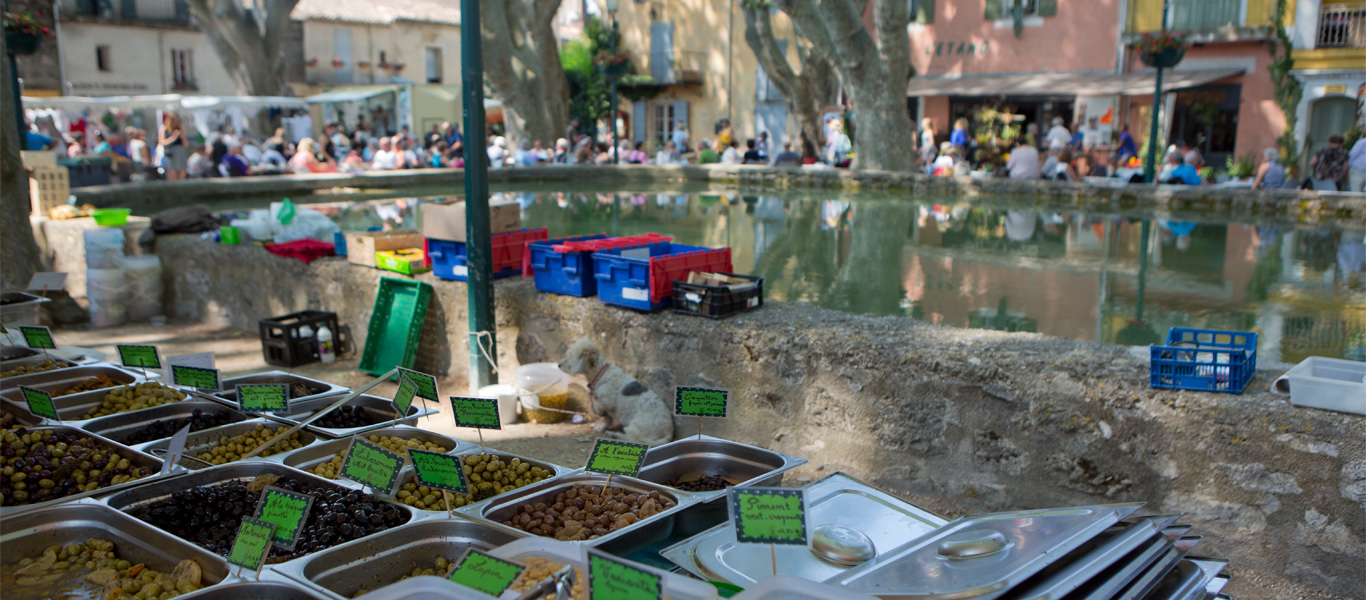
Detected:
left=1149, top=328, right=1258, bottom=394
left=428, top=238, right=518, bottom=282
left=592, top=242, right=733, bottom=312
left=334, top=231, right=348, bottom=256
left=528, top=234, right=612, bottom=297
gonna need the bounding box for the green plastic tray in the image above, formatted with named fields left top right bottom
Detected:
left=359, top=277, right=432, bottom=376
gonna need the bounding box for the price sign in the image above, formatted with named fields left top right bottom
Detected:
left=237, top=384, right=288, bottom=414
left=674, top=387, right=728, bottom=418
left=18, top=326, right=56, bottom=350
left=167, top=352, right=215, bottom=370
left=172, top=365, right=221, bottom=390
left=408, top=449, right=469, bottom=494
left=160, top=424, right=192, bottom=475
left=227, top=517, right=277, bottom=571
left=392, top=373, right=417, bottom=416
left=450, top=396, right=501, bottom=430
left=339, top=436, right=404, bottom=496
left=396, top=367, right=439, bottom=401
left=117, top=345, right=162, bottom=369
left=253, top=486, right=314, bottom=551
left=18, top=386, right=59, bottom=421
left=588, top=549, right=663, bottom=600
left=730, top=488, right=808, bottom=545
left=585, top=439, right=648, bottom=477
left=446, top=549, right=525, bottom=597
left=27, top=272, right=67, bottom=292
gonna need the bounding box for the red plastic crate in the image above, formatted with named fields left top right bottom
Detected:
left=649, top=247, right=732, bottom=303
left=552, top=233, right=673, bottom=254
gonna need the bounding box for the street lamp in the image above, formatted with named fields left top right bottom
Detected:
left=606, top=0, right=619, bottom=165
left=1142, top=0, right=1173, bottom=184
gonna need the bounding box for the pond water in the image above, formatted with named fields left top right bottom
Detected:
left=199, top=186, right=1366, bottom=365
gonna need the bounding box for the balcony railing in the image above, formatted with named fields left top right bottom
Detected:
left=67, top=0, right=191, bottom=25
left=648, top=50, right=705, bottom=86
left=1317, top=2, right=1366, bottom=48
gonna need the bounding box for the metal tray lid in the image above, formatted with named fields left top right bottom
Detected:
left=829, top=502, right=1143, bottom=600
left=352, top=575, right=497, bottom=600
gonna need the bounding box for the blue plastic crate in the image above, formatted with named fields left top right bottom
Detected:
left=1150, top=328, right=1258, bottom=394
left=528, top=234, right=612, bottom=297
left=334, top=231, right=347, bottom=256
left=592, top=242, right=733, bottom=312
left=427, top=238, right=519, bottom=282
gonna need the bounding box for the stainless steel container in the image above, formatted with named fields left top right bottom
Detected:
left=2, top=379, right=193, bottom=428
left=136, top=418, right=318, bottom=470
left=272, top=517, right=526, bottom=598
left=277, top=426, right=470, bottom=482
left=180, top=581, right=331, bottom=600
left=0, top=426, right=165, bottom=517
left=456, top=472, right=700, bottom=557
left=0, top=345, right=41, bottom=361
left=0, top=502, right=231, bottom=597
left=1, top=354, right=78, bottom=379
left=83, top=401, right=250, bottom=446
left=661, top=472, right=949, bottom=586
left=0, top=364, right=143, bottom=395
left=394, top=448, right=572, bottom=517
left=2, top=401, right=41, bottom=428
left=637, top=435, right=807, bottom=536
left=100, top=461, right=416, bottom=568
left=209, top=371, right=349, bottom=409
left=272, top=394, right=437, bottom=439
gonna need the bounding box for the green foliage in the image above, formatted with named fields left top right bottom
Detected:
left=561, top=16, right=616, bottom=129
left=1226, top=152, right=1257, bottom=178
left=1345, top=123, right=1362, bottom=151
left=1268, top=0, right=1303, bottom=175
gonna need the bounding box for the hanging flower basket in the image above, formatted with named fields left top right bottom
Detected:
left=331, top=56, right=344, bottom=67
left=5, top=11, right=50, bottom=56
left=600, top=62, right=629, bottom=78
left=595, top=49, right=631, bottom=79
left=357, top=61, right=371, bottom=69
left=5, top=30, right=42, bottom=55
left=1141, top=46, right=1186, bottom=68
left=1137, top=31, right=1187, bottom=68
left=306, top=57, right=319, bottom=67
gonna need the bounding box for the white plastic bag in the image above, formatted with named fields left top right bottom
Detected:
left=122, top=255, right=163, bottom=322
left=84, top=228, right=126, bottom=269
left=273, top=208, right=340, bottom=244
left=230, top=209, right=277, bottom=242
left=86, top=267, right=127, bottom=327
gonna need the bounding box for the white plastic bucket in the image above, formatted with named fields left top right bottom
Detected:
left=86, top=267, right=127, bottom=327
left=476, top=384, right=529, bottom=426
left=84, top=228, right=126, bottom=269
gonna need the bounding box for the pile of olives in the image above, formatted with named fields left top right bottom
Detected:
left=308, top=434, right=449, bottom=480
left=664, top=474, right=733, bottom=492
left=502, top=484, right=676, bottom=541
left=83, top=382, right=188, bottom=419
left=0, top=428, right=151, bottom=507
left=351, top=556, right=454, bottom=597
left=395, top=453, right=552, bottom=511
left=114, top=409, right=239, bottom=445
left=314, top=405, right=381, bottom=429
left=0, top=538, right=205, bottom=600
left=128, top=477, right=407, bottom=562
left=59, top=374, right=120, bottom=397
left=1, top=359, right=67, bottom=379
left=194, top=424, right=307, bottom=466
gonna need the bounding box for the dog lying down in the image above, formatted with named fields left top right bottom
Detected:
left=559, top=338, right=674, bottom=446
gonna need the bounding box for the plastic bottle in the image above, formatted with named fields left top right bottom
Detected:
left=317, top=324, right=335, bottom=364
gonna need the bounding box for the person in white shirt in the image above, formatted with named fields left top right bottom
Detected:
left=1081, top=117, right=1103, bottom=150
left=655, top=141, right=682, bottom=165
left=369, top=137, right=398, bottom=170
left=931, top=142, right=956, bottom=175
left=1044, top=117, right=1072, bottom=149
left=720, top=140, right=741, bottom=164
left=488, top=136, right=509, bottom=169
left=1005, top=137, right=1041, bottom=180
left=670, top=121, right=689, bottom=154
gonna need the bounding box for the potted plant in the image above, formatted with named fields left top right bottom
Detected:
left=4, top=11, right=49, bottom=56
left=331, top=56, right=344, bottom=67
left=1225, top=152, right=1257, bottom=181
left=595, top=49, right=631, bottom=78
left=306, top=57, right=319, bottom=67
left=1138, top=31, right=1187, bottom=68
left=357, top=61, right=371, bottom=69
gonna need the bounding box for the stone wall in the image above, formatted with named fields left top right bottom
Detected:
left=152, top=234, right=1366, bottom=597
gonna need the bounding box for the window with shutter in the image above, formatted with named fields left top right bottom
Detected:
left=985, top=0, right=1002, bottom=20
left=1037, top=0, right=1055, bottom=16
left=917, top=0, right=934, bottom=24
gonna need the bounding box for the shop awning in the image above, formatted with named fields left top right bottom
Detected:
left=22, top=94, right=308, bottom=111
left=905, top=69, right=1244, bottom=97
left=305, top=86, right=401, bottom=104
left=178, top=96, right=308, bottom=110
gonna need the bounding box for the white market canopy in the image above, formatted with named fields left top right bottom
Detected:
left=22, top=94, right=308, bottom=111
left=305, top=86, right=402, bottom=104
left=905, top=69, right=1244, bottom=97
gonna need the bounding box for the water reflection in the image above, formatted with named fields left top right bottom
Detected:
left=297, top=190, right=1365, bottom=364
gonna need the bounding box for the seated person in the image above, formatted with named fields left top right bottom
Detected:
left=1165, top=151, right=1203, bottom=186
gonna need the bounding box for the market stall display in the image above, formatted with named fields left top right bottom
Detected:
left=83, top=402, right=249, bottom=446
left=137, top=420, right=316, bottom=469
left=212, top=371, right=349, bottom=407
left=0, top=357, right=76, bottom=379
left=279, top=427, right=467, bottom=480
left=0, top=426, right=162, bottom=512
left=272, top=395, right=436, bottom=439
left=392, top=449, right=567, bottom=512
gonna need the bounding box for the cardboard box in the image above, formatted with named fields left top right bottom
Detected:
left=21, top=151, right=56, bottom=168
left=28, top=165, right=70, bottom=217
left=421, top=201, right=521, bottom=242
left=345, top=229, right=423, bottom=268
left=687, top=272, right=759, bottom=293
left=375, top=249, right=430, bottom=275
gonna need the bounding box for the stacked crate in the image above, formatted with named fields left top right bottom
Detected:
left=24, top=152, right=70, bottom=217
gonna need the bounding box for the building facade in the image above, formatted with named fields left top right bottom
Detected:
left=1288, top=0, right=1366, bottom=158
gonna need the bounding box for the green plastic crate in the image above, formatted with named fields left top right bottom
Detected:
left=359, top=277, right=432, bottom=376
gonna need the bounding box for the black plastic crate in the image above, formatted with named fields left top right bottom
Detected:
left=671, top=273, right=764, bottom=319
left=259, top=310, right=340, bottom=367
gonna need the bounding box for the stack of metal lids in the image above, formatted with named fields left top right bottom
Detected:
left=663, top=472, right=1232, bottom=600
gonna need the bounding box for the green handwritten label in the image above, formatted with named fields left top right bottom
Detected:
left=397, top=367, right=439, bottom=401
left=117, top=344, right=162, bottom=369
left=172, top=365, right=221, bottom=390
left=393, top=373, right=417, bottom=416
left=227, top=517, right=276, bottom=570
left=237, top=384, right=289, bottom=414
left=585, top=439, right=648, bottom=477
left=17, top=326, right=56, bottom=350
left=408, top=448, right=468, bottom=494
left=731, top=488, right=808, bottom=545
left=674, top=386, right=728, bottom=418
left=253, top=486, right=314, bottom=551
left=340, top=437, right=404, bottom=495
left=447, top=549, right=525, bottom=596
left=450, top=396, right=501, bottom=430
left=588, top=550, right=662, bottom=600
left=18, top=385, right=59, bottom=421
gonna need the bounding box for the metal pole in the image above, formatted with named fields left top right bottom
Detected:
left=5, top=0, right=25, bottom=142
left=1142, top=0, right=1171, bottom=184
left=609, top=12, right=619, bottom=165
left=461, top=0, right=497, bottom=389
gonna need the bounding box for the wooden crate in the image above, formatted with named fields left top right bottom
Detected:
left=21, top=150, right=56, bottom=167
left=28, top=165, right=70, bottom=217
left=344, top=229, right=423, bottom=268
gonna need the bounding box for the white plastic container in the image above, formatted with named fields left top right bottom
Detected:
left=84, top=227, right=126, bottom=269
left=513, top=363, right=571, bottom=424
left=121, top=255, right=163, bottom=322
left=488, top=538, right=718, bottom=600
left=86, top=267, right=127, bottom=327
left=0, top=292, right=48, bottom=327
left=352, top=575, right=496, bottom=600
left=1285, top=356, right=1366, bottom=415
left=477, top=383, right=529, bottom=426
left=733, top=575, right=878, bottom=600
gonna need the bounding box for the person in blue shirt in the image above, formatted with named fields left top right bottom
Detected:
left=25, top=131, right=53, bottom=151
left=949, top=118, right=968, bottom=151
left=1166, top=151, right=1203, bottom=186
left=1117, top=125, right=1136, bottom=162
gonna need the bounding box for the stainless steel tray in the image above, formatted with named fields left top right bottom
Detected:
left=0, top=426, right=165, bottom=517
left=137, top=418, right=319, bottom=470
left=99, top=461, right=416, bottom=568
left=209, top=371, right=349, bottom=408
left=83, top=401, right=250, bottom=446
left=2, top=379, right=193, bottom=428
left=456, top=471, right=700, bottom=557
left=638, top=434, right=807, bottom=497
left=0, top=364, right=143, bottom=395
left=1, top=401, right=41, bottom=428
left=181, top=581, right=332, bottom=600
left=1006, top=514, right=1181, bottom=600
left=397, top=448, right=572, bottom=517
left=272, top=517, right=526, bottom=598
left=0, top=345, right=41, bottom=361
left=277, top=426, right=470, bottom=481
left=661, top=472, right=948, bottom=585
left=0, top=502, right=231, bottom=597
left=1, top=354, right=79, bottom=379
left=272, top=394, right=438, bottom=439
